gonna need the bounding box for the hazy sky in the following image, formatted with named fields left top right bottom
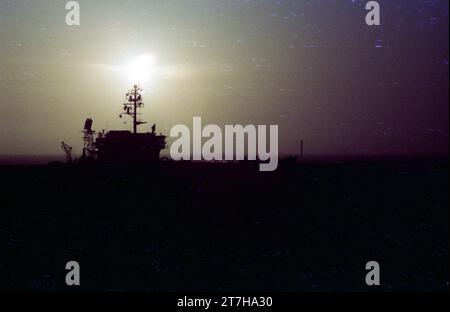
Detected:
left=0, top=0, right=448, bottom=157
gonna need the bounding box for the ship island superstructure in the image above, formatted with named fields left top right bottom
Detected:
left=67, top=85, right=167, bottom=164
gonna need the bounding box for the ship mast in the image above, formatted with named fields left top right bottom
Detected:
left=121, top=84, right=146, bottom=134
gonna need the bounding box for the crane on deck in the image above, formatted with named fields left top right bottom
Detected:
left=61, top=141, right=73, bottom=163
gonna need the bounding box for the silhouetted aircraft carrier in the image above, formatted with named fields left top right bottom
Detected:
left=62, top=85, right=167, bottom=164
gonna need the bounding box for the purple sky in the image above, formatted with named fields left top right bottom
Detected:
left=0, top=0, right=448, bottom=157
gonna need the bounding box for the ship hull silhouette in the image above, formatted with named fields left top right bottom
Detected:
left=95, top=130, right=166, bottom=163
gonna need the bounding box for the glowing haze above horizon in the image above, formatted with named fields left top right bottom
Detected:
left=0, top=0, right=448, bottom=158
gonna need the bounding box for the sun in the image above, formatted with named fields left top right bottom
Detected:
left=126, top=54, right=157, bottom=85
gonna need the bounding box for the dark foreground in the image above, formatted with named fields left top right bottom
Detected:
left=0, top=158, right=448, bottom=291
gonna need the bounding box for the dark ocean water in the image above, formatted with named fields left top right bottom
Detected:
left=0, top=158, right=448, bottom=291
left=0, top=154, right=446, bottom=165
left=0, top=155, right=65, bottom=165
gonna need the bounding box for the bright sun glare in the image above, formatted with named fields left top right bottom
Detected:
left=127, top=54, right=157, bottom=85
